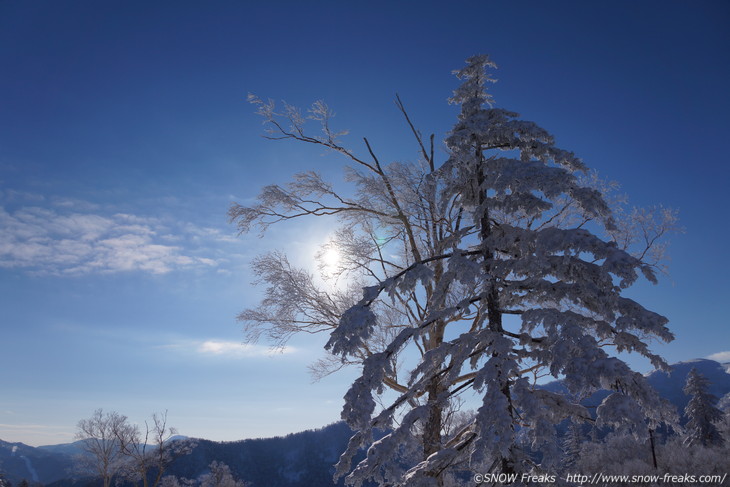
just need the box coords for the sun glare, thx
[321,245,341,274]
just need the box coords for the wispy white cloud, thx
[707,351,730,363]
[50,196,101,211]
[160,339,296,358]
[199,340,246,355]
[0,199,226,276]
[199,339,295,357]
[1,189,46,203]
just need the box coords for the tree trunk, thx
[649,429,658,470]
[424,379,444,454]
[423,320,446,486]
[477,151,516,477]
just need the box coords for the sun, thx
[320,244,341,275]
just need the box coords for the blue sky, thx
[1,1,729,446]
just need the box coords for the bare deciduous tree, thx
[76,410,194,487]
[75,409,128,487]
[115,411,195,487]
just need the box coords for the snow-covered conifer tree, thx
[683,368,724,447]
[231,55,678,487]
[561,420,584,469]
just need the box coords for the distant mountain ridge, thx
[2,359,729,486]
[164,422,354,487]
[643,358,730,411]
[0,439,74,485]
[36,440,86,457]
